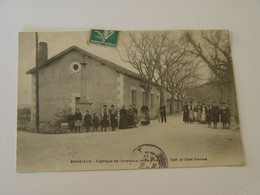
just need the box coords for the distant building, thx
[27,43,160,130]
[186,81,228,104]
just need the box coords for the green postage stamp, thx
[89,29,119,47]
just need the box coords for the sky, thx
[18,30,209,105]
[18,31,136,105]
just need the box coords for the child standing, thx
[140,110,146,126]
[84,110,92,133]
[109,105,118,131]
[92,113,99,132]
[100,105,109,132]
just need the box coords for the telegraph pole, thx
[35,32,40,133]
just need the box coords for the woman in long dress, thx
[140,110,146,126]
[141,105,150,125]
[127,105,135,128]
[201,103,206,124]
[132,104,138,127]
[196,102,202,123]
[183,102,189,123]
[119,105,128,129]
[188,102,194,123]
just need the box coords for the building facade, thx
[186,81,228,105]
[27,43,160,130]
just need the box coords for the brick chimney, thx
[38,42,48,66]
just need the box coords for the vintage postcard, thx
[17,30,244,172]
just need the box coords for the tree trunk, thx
[227,83,239,124]
[169,95,174,114]
[177,96,180,111]
[144,88,151,107]
[180,101,184,111]
[160,89,165,106]
[159,77,166,106]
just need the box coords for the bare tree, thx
[152,34,190,105]
[119,31,191,107]
[118,32,159,106]
[165,60,200,114]
[184,30,239,123]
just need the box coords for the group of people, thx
[183,101,231,129]
[69,104,151,133]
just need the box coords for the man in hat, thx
[160,103,167,123]
[74,108,82,133]
[109,104,118,131]
[219,103,230,129]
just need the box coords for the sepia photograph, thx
[17,30,244,172]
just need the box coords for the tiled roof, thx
[26,46,142,80]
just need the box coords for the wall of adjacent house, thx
[123,75,160,118]
[187,82,228,105]
[38,50,118,123]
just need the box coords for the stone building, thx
[186,81,228,105]
[27,43,161,130]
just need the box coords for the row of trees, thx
[118,32,199,114]
[184,30,238,123]
[118,30,238,123]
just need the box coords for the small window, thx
[157,94,160,108]
[73,64,79,71]
[75,97,80,103]
[75,97,80,109]
[131,90,137,105]
[70,61,81,73]
[151,94,154,108]
[142,92,145,106]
